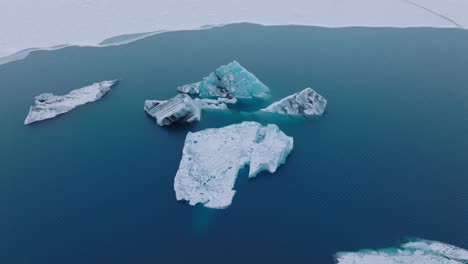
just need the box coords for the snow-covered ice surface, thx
[174,121,293,209]
[335,238,468,264]
[177,61,270,100]
[144,94,233,126]
[24,80,118,125]
[3,0,467,65]
[261,88,327,116]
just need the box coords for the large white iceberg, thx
[261,87,327,116]
[335,238,468,264]
[24,80,118,125]
[177,61,270,101]
[144,94,231,126]
[174,121,293,209]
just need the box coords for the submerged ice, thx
[174,121,293,209]
[144,94,231,126]
[261,87,327,116]
[335,238,468,264]
[177,61,270,100]
[24,80,118,125]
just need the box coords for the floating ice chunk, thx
[261,88,327,116]
[144,94,201,126]
[144,94,233,126]
[174,121,293,209]
[177,61,270,100]
[403,239,468,263]
[24,80,118,125]
[335,238,468,264]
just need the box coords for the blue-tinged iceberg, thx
[177,61,270,100]
[24,80,118,125]
[144,94,232,126]
[335,238,468,264]
[174,121,293,209]
[261,87,327,116]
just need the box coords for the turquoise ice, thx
[177,61,270,100]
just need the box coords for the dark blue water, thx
[1,23,467,263]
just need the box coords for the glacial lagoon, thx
[1,23,467,263]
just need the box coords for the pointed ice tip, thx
[24,106,36,125]
[24,118,32,125]
[107,79,120,87]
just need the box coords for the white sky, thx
[0,0,467,58]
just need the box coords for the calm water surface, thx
[1,24,467,263]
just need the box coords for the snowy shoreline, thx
[0,24,225,66]
[2,22,466,67]
[1,0,467,65]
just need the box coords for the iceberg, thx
[177,61,270,100]
[174,121,293,209]
[261,87,327,116]
[335,238,468,264]
[144,94,202,126]
[24,80,118,125]
[144,94,231,126]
